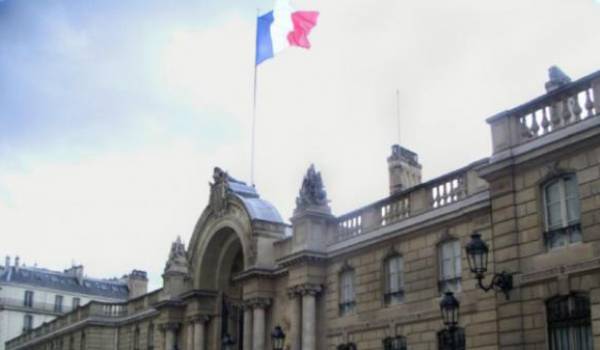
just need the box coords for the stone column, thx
[187,323,194,350]
[287,288,302,350]
[248,298,271,350]
[193,316,209,350]
[162,323,179,350]
[243,307,253,350]
[300,285,322,350]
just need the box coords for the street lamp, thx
[439,291,460,330]
[465,232,513,300]
[271,326,286,350]
[222,333,235,350]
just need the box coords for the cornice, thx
[277,250,328,268]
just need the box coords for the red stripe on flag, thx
[287,11,319,49]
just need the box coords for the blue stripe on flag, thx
[256,11,274,65]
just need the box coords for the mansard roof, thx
[0,266,129,300]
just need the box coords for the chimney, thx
[387,144,422,194]
[65,265,84,284]
[5,256,9,269]
[15,256,20,271]
[126,270,148,299]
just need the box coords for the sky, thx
[1,0,599,291]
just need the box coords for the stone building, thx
[6,67,600,350]
[0,258,147,350]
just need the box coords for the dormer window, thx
[543,174,581,249]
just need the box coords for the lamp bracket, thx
[476,271,513,300]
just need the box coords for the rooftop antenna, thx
[396,89,401,145]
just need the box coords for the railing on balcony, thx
[488,70,600,153]
[5,300,129,350]
[332,163,486,244]
[0,297,78,314]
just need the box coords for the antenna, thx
[396,89,401,145]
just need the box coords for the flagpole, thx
[251,9,259,187]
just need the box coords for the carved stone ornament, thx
[164,236,190,275]
[295,164,329,211]
[208,167,231,216]
[545,66,572,92]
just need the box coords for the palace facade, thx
[6,67,600,350]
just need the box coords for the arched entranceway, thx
[198,227,246,350]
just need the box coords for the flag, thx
[255,0,319,65]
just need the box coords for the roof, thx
[0,266,129,300]
[227,180,284,224]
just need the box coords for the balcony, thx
[487,70,600,155]
[332,160,489,244]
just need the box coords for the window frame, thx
[24,290,34,308]
[383,253,405,306]
[437,327,465,350]
[23,314,33,333]
[542,174,582,250]
[147,323,155,350]
[546,293,594,350]
[54,295,64,313]
[437,239,462,294]
[338,263,356,316]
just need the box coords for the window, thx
[72,298,80,310]
[69,336,74,350]
[24,290,34,308]
[23,314,33,333]
[80,332,86,350]
[543,175,582,249]
[339,267,356,316]
[384,255,405,305]
[147,324,154,350]
[54,295,64,313]
[438,240,461,293]
[133,327,140,350]
[547,293,593,350]
[383,336,407,350]
[437,328,465,350]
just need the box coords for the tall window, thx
[72,298,80,310]
[547,293,593,350]
[23,314,33,333]
[24,290,34,308]
[147,324,155,350]
[438,240,461,293]
[543,175,581,249]
[384,255,405,305]
[339,267,356,316]
[383,336,407,350]
[133,327,140,350]
[69,336,74,350]
[437,328,465,350]
[54,295,64,313]
[81,332,86,350]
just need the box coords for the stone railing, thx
[332,161,488,244]
[0,297,76,315]
[6,300,129,350]
[488,70,600,154]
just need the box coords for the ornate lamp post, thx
[439,291,460,350]
[271,326,286,350]
[465,232,513,299]
[222,333,235,350]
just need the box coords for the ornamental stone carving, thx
[208,167,231,216]
[295,164,330,213]
[164,236,189,276]
[243,297,272,309]
[545,66,572,92]
[288,283,323,297]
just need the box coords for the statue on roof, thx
[209,167,232,216]
[295,164,329,212]
[164,236,189,276]
[545,66,572,92]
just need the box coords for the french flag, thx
[255,0,319,65]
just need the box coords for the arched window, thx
[543,175,581,249]
[339,264,356,316]
[437,328,465,350]
[147,324,155,350]
[547,293,593,349]
[133,326,140,350]
[383,254,405,305]
[382,335,407,350]
[438,240,461,293]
